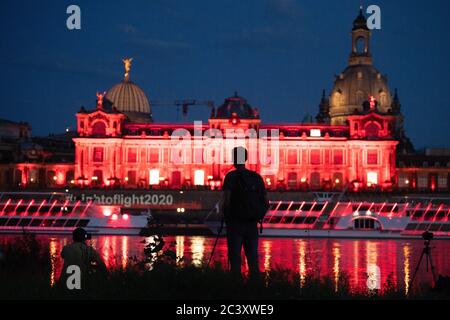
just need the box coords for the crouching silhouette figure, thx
[59,227,107,293]
[222,147,269,277]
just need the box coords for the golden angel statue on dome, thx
[123,57,133,81]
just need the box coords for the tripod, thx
[409,238,438,290]
[206,218,224,268]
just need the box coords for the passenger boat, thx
[0,192,150,235]
[205,199,450,239]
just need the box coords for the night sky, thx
[0,0,449,149]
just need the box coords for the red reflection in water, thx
[1,235,449,294]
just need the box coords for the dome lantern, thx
[349,7,373,66]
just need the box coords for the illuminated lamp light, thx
[405,179,410,185]
[53,176,57,181]
[300,177,307,183]
[180,191,184,194]
[231,114,239,125]
[70,180,75,184]
[124,176,129,182]
[103,208,112,217]
[56,172,65,184]
[207,175,213,180]
[92,176,98,181]
[111,213,118,220]
[335,179,340,184]
[366,210,372,216]
[194,170,205,186]
[149,169,160,185]
[30,178,34,182]
[367,172,378,185]
[159,177,165,181]
[353,211,360,217]
[310,129,321,137]
[65,189,69,193]
[122,214,129,220]
[177,208,181,213]
[181,208,185,213]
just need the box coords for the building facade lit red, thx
[72,91,398,191]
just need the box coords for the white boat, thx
[0,192,149,235]
[205,200,450,239]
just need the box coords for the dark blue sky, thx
[0,0,449,149]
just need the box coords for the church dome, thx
[216,93,257,119]
[106,81,151,113]
[105,58,152,122]
[329,64,392,123]
[328,9,392,125]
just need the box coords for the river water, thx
[2,235,449,294]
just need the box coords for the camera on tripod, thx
[422,231,434,242]
[409,230,438,292]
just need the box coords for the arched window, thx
[355,37,365,53]
[92,121,106,136]
[127,171,136,185]
[379,93,387,107]
[66,170,74,184]
[287,172,298,189]
[93,147,104,162]
[171,171,181,188]
[310,172,321,190]
[365,122,380,138]
[46,170,55,185]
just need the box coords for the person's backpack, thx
[232,170,269,222]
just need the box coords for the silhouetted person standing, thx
[222,147,269,276]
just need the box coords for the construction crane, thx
[150,99,215,121]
